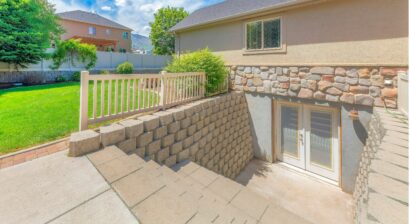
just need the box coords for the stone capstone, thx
[100,124,126,147]
[68,130,100,157]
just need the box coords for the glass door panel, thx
[305,107,339,182]
[310,111,332,169]
[281,106,299,158]
[277,103,304,169]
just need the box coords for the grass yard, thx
[0,82,157,155]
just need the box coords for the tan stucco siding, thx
[60,20,132,52]
[176,0,408,66]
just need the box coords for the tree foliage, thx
[0,0,63,68]
[165,48,227,95]
[149,6,188,55]
[51,39,97,70]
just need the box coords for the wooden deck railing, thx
[79,71,207,130]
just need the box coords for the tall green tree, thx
[149,6,188,55]
[0,0,63,69]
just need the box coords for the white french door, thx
[276,102,340,182]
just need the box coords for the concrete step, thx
[370,160,408,184]
[89,146,309,224]
[378,142,408,157]
[374,150,408,168]
[384,130,409,141]
[382,124,409,134]
[368,173,408,204]
[368,193,408,224]
[381,136,408,148]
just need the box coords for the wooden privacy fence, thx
[79,71,209,130]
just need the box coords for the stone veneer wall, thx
[69,91,254,179]
[229,66,406,108]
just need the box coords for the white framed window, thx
[105,29,111,35]
[122,32,129,40]
[246,17,281,50]
[88,26,96,35]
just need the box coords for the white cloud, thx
[49,0,220,36]
[101,6,112,11]
[114,0,209,36]
[50,0,88,13]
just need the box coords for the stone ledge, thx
[230,65,406,108]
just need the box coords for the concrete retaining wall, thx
[69,91,254,179]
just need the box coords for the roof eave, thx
[170,0,320,33]
[58,17,133,31]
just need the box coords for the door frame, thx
[273,100,341,183]
[275,101,305,169]
[303,104,340,182]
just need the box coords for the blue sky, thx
[50,0,223,36]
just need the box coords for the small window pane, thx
[122,32,128,40]
[246,21,262,49]
[263,19,281,48]
[88,26,96,35]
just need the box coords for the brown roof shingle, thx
[57,10,132,31]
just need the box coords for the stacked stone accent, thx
[69,91,254,179]
[229,66,405,108]
[353,108,408,224]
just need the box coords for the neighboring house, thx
[171,0,408,192]
[57,10,132,52]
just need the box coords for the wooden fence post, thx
[160,71,167,109]
[79,71,89,131]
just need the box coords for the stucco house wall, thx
[60,19,132,52]
[175,0,408,67]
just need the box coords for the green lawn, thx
[0,82,157,155]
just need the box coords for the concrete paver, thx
[207,176,243,201]
[49,190,138,224]
[189,167,219,186]
[132,186,197,224]
[236,159,353,224]
[368,173,408,203]
[230,188,269,220]
[368,193,408,224]
[260,202,312,224]
[87,146,126,166]
[0,151,111,224]
[96,154,145,183]
[370,159,408,183]
[112,168,165,207]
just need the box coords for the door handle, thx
[299,133,304,145]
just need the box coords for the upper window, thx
[88,26,96,35]
[122,32,129,40]
[246,18,281,50]
[105,29,111,35]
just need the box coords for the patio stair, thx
[355,108,408,224]
[87,145,311,224]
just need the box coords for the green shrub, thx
[71,71,80,82]
[100,70,110,75]
[165,48,227,94]
[116,62,134,74]
[55,75,66,82]
[51,39,97,70]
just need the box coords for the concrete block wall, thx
[69,91,254,179]
[353,109,408,223]
[352,109,384,222]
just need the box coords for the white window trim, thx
[244,16,284,54]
